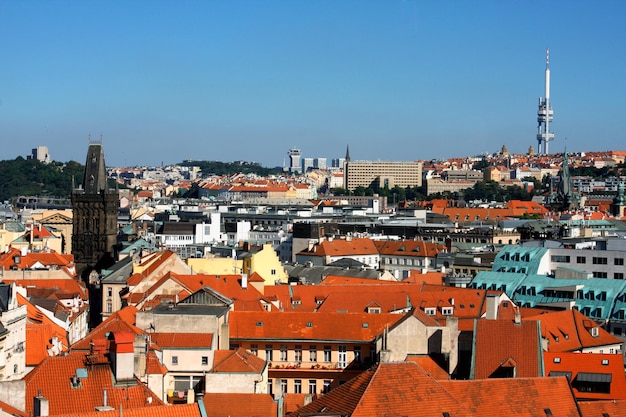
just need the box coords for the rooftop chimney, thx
[514,306,522,325]
[95,388,115,412]
[485,294,499,320]
[110,332,134,381]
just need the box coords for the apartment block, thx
[343,160,422,191]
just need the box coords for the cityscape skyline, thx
[1,1,625,168]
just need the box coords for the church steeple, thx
[345,145,350,162]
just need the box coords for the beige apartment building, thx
[343,160,422,191]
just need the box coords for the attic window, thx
[292,300,302,305]
[602,359,609,366]
[441,307,453,316]
[256,321,263,327]
[398,246,405,251]
[367,307,382,314]
[553,357,561,363]
[544,409,552,416]
[306,322,313,328]
[362,323,369,328]
[425,307,436,316]
[412,247,420,252]
[70,374,82,389]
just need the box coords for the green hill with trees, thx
[0,157,84,202]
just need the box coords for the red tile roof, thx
[578,400,626,417]
[298,237,379,257]
[126,250,178,287]
[18,293,68,366]
[296,362,580,417]
[150,333,213,349]
[211,347,266,373]
[405,354,450,380]
[7,278,88,300]
[294,362,467,416]
[71,306,143,351]
[24,353,164,415]
[201,394,277,417]
[145,350,168,375]
[229,311,403,342]
[441,376,580,416]
[0,247,74,272]
[52,403,201,417]
[472,319,542,379]
[374,240,447,258]
[524,309,622,352]
[544,352,626,400]
[264,282,489,319]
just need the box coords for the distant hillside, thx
[0,157,84,202]
[178,160,283,176]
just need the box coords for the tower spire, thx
[345,145,350,162]
[536,48,554,155]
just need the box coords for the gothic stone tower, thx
[71,141,119,280]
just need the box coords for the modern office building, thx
[343,160,423,191]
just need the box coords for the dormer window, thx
[441,307,453,316]
[425,307,436,316]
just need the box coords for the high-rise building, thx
[71,141,119,279]
[288,148,302,173]
[302,157,314,172]
[343,160,422,191]
[314,158,327,170]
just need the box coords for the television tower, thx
[536,48,554,154]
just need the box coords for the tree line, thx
[0,157,84,202]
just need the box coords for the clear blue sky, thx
[1,1,625,168]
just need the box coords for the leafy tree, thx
[473,158,490,171]
[329,188,349,196]
[0,157,85,202]
[353,186,367,196]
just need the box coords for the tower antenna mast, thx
[536,48,554,154]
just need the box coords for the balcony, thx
[268,358,372,372]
